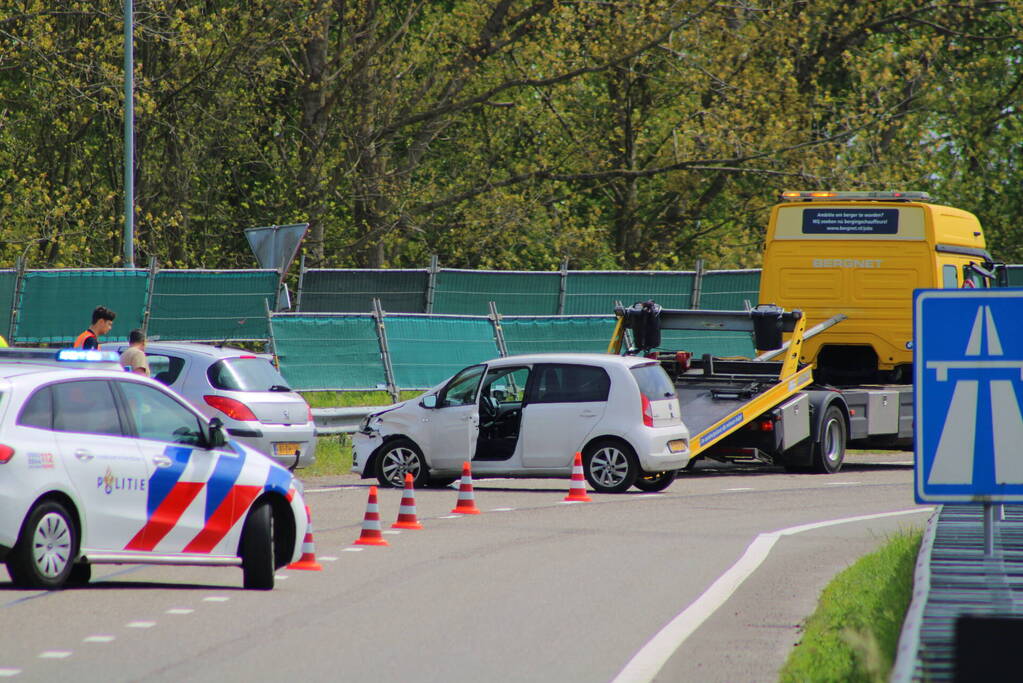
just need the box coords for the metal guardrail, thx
[311,406,389,435]
[893,504,1023,681]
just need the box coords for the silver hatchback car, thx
[114,342,316,470]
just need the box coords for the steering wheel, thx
[479,395,498,420]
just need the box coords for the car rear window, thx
[208,357,290,392]
[630,363,676,400]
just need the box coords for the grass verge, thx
[778,527,923,683]
[299,390,419,478]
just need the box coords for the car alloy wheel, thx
[584,440,639,493]
[376,438,428,488]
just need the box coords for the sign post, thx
[915,289,1023,557]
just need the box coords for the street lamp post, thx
[123,0,135,267]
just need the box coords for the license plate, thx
[668,439,688,453]
[274,442,300,456]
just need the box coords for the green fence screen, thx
[15,269,149,344]
[501,316,616,355]
[0,270,17,340]
[148,270,277,341]
[298,269,429,313]
[384,315,498,388]
[270,314,387,391]
[563,271,694,314]
[1008,265,1023,287]
[698,270,761,310]
[433,270,561,315]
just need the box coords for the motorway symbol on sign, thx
[915,289,1023,503]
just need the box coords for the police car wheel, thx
[633,469,678,492]
[7,501,77,589]
[241,500,275,590]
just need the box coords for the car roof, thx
[134,341,270,361]
[489,352,657,368]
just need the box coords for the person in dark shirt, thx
[73,306,116,350]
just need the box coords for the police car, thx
[0,349,308,590]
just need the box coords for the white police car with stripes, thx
[0,348,308,590]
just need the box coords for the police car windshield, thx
[207,357,290,392]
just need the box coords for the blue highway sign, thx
[915,289,1023,503]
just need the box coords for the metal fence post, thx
[488,301,508,357]
[425,254,439,313]
[690,259,705,309]
[7,257,25,343]
[264,298,281,370]
[295,254,307,312]
[141,256,158,336]
[372,298,400,403]
[557,258,569,315]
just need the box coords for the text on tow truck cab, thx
[760,190,1005,381]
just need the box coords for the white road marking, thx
[724,488,754,492]
[382,530,401,535]
[491,508,515,512]
[559,500,586,505]
[202,596,230,603]
[83,635,115,643]
[0,668,20,676]
[612,507,933,683]
[165,608,193,615]
[274,574,290,580]
[438,515,462,519]
[38,651,72,659]
[126,621,156,629]
[823,481,860,487]
[342,547,364,552]
[319,556,339,561]
[890,460,914,465]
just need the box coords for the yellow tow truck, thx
[609,190,1007,473]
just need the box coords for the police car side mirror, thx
[206,417,228,449]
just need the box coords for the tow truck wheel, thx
[813,406,847,474]
[7,501,77,589]
[241,500,275,590]
[376,438,429,488]
[633,469,678,492]
[583,439,639,493]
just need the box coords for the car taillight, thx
[0,444,13,464]
[204,395,258,421]
[306,406,314,423]
[641,394,654,427]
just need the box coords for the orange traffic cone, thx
[564,452,592,502]
[392,473,424,530]
[451,461,481,514]
[287,505,324,570]
[354,486,390,546]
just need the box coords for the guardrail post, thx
[557,258,569,315]
[691,258,704,309]
[372,298,400,403]
[425,254,439,313]
[488,301,508,357]
[7,256,25,343]
[141,256,158,336]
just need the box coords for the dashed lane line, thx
[83,635,115,643]
[37,652,71,659]
[165,608,193,615]
[126,621,156,629]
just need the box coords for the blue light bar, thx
[56,349,120,362]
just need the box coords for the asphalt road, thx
[0,453,926,682]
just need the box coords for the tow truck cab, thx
[758,191,1007,385]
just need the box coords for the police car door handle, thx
[74,449,94,461]
[579,410,598,418]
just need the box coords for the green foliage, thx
[1,1,1022,270]
[779,528,923,683]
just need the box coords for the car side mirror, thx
[420,395,437,409]
[207,417,228,449]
